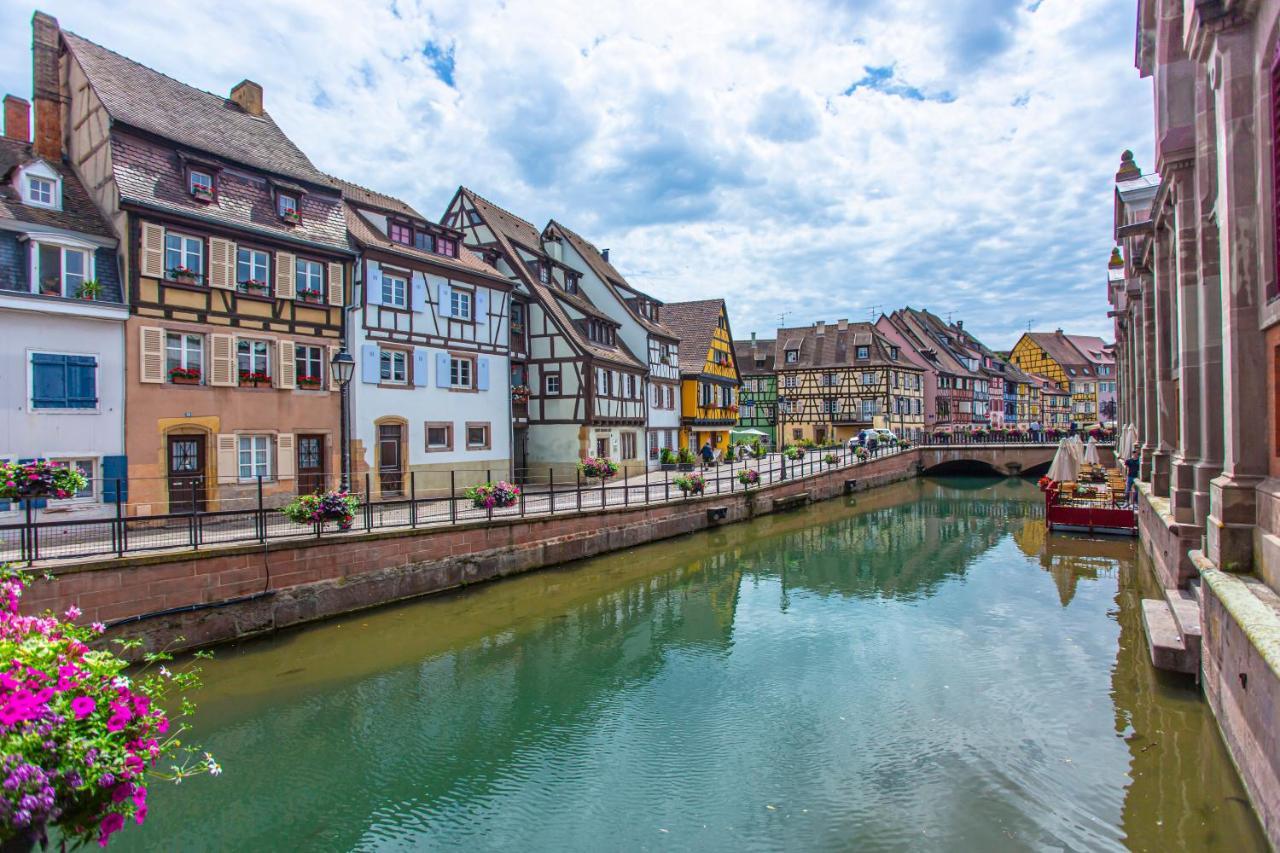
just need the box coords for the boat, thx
[1039,439,1136,536]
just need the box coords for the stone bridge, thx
[914,443,1115,477]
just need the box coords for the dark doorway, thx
[378,424,403,496]
[297,434,326,494]
[167,434,206,514]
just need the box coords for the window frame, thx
[449,287,474,321]
[31,241,93,298]
[295,344,325,388]
[236,338,272,383]
[237,434,273,482]
[380,270,409,309]
[424,421,454,452]
[388,221,413,246]
[379,347,410,386]
[465,421,491,450]
[450,354,475,390]
[165,332,205,384]
[164,231,205,283]
[295,257,325,303]
[544,372,561,396]
[235,245,271,288]
[28,350,99,412]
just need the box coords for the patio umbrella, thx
[1047,439,1082,483]
[731,428,769,437]
[1084,436,1101,465]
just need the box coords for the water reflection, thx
[112,477,1265,852]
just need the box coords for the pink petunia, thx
[71,695,96,719]
[98,812,124,847]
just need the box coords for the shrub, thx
[280,491,359,529]
[823,453,839,465]
[464,481,521,509]
[751,443,768,459]
[676,448,697,465]
[673,473,705,496]
[783,446,805,461]
[659,448,677,465]
[854,446,869,459]
[0,461,89,501]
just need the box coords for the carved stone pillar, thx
[1151,227,1178,496]
[1193,71,1224,531]
[1168,165,1202,524]
[1140,273,1158,481]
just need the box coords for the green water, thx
[115,477,1266,851]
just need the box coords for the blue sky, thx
[0,0,1153,349]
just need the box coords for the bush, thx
[464,481,521,509]
[0,461,89,501]
[676,448,697,465]
[280,491,359,529]
[673,473,705,496]
[659,448,676,465]
[783,446,805,461]
[578,457,620,480]
[854,446,869,459]
[751,442,767,459]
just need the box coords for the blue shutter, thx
[67,356,97,409]
[411,275,427,313]
[435,352,450,388]
[360,343,380,384]
[366,264,383,306]
[475,290,488,326]
[101,455,128,504]
[477,356,489,391]
[413,347,429,387]
[31,353,67,409]
[437,281,452,317]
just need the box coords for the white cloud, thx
[0,0,1152,348]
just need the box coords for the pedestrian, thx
[700,440,715,469]
[867,433,879,456]
[858,429,867,448]
[1124,448,1140,506]
[1030,420,1042,442]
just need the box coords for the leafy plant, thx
[0,461,88,501]
[854,446,869,459]
[676,448,697,465]
[823,453,839,465]
[464,481,521,509]
[673,473,705,496]
[168,366,200,383]
[659,448,677,465]
[578,457,619,480]
[280,491,359,529]
[737,469,759,487]
[751,442,767,459]
[783,446,805,461]
[75,280,103,301]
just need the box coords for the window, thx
[450,289,473,320]
[785,350,798,363]
[277,194,299,218]
[296,259,324,302]
[165,333,203,382]
[236,339,270,381]
[26,176,55,207]
[189,170,213,197]
[626,374,637,398]
[564,272,579,293]
[381,272,407,308]
[34,244,89,297]
[380,349,408,385]
[855,345,870,360]
[165,233,204,281]
[435,236,457,257]
[53,459,95,499]
[862,399,876,420]
[889,346,899,361]
[822,373,837,387]
[425,422,453,451]
[545,373,561,395]
[466,422,490,449]
[236,248,269,286]
[389,222,412,245]
[783,375,798,389]
[30,353,97,409]
[862,372,876,385]
[621,432,637,459]
[296,345,324,386]
[237,435,272,480]
[450,356,473,389]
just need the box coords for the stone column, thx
[1169,166,1203,524]
[1140,272,1158,481]
[1207,27,1267,571]
[1193,72,1224,531]
[1151,226,1177,496]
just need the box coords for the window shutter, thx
[209,333,235,386]
[436,352,450,388]
[367,264,383,306]
[413,347,429,387]
[101,455,128,504]
[361,343,380,384]
[216,434,238,484]
[411,274,427,312]
[140,222,164,278]
[278,341,296,389]
[477,356,490,391]
[327,261,344,306]
[475,290,488,326]
[209,238,234,289]
[31,353,66,407]
[437,281,452,315]
[328,345,339,391]
[275,251,295,300]
[67,355,97,408]
[139,326,165,383]
[276,433,295,480]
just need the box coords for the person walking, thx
[1124,448,1141,506]
[700,440,715,470]
[867,433,879,457]
[1030,420,1042,442]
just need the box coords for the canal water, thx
[114,477,1267,852]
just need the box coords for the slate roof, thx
[885,308,976,377]
[344,206,507,283]
[0,138,113,239]
[455,187,643,370]
[734,338,775,375]
[663,299,731,375]
[63,31,329,187]
[772,321,916,371]
[545,220,677,340]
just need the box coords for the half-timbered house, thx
[733,334,777,447]
[339,180,514,497]
[663,299,742,455]
[443,189,647,477]
[46,16,352,513]
[877,309,979,432]
[1010,330,1100,428]
[774,320,924,445]
[544,222,681,469]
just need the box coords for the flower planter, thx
[298,380,323,390]
[677,462,695,472]
[239,284,270,297]
[281,213,302,226]
[297,291,325,304]
[171,375,201,386]
[661,462,676,472]
[465,481,521,509]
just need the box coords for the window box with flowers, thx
[238,279,270,297]
[297,374,323,390]
[168,266,202,285]
[239,370,270,388]
[281,209,302,226]
[0,460,89,501]
[511,384,531,404]
[191,185,214,204]
[297,288,325,305]
[169,366,201,386]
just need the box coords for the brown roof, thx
[544,220,677,340]
[344,206,508,283]
[0,138,113,238]
[63,31,330,187]
[734,338,775,375]
[1065,334,1113,365]
[662,299,732,375]
[332,177,426,221]
[1024,331,1090,369]
[461,188,543,251]
[773,321,917,371]
[885,308,975,377]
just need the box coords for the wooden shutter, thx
[138,326,165,383]
[436,352,450,388]
[367,264,383,306]
[413,347,429,387]
[477,356,489,390]
[209,333,235,386]
[361,343,380,384]
[327,262,344,307]
[278,341,296,389]
[276,433,295,480]
[475,290,488,327]
[275,251,295,300]
[328,345,339,391]
[209,238,234,289]
[140,222,164,278]
[216,434,238,484]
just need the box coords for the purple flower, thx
[71,696,96,720]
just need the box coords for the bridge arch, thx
[915,445,1061,478]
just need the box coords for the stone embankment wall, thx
[23,451,920,654]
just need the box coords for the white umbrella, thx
[1084,436,1101,465]
[1118,424,1138,459]
[1047,439,1082,483]
[731,428,769,437]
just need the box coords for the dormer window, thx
[188,170,214,202]
[19,163,61,210]
[277,193,300,224]
[889,346,899,361]
[436,236,457,258]
[785,349,798,364]
[564,271,579,294]
[389,222,412,245]
[539,263,550,284]
[31,240,94,298]
[855,345,870,360]
[28,176,55,206]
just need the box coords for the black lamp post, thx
[330,346,356,490]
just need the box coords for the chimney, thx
[601,248,610,263]
[956,320,963,330]
[3,96,30,142]
[230,80,264,117]
[836,318,848,332]
[31,12,62,160]
[815,320,825,337]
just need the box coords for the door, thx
[167,435,206,514]
[297,434,326,495]
[378,424,403,496]
[513,427,528,484]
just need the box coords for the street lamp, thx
[330,346,356,490]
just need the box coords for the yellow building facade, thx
[664,300,741,455]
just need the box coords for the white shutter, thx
[216,434,238,484]
[140,223,164,278]
[275,251,295,300]
[328,345,340,391]
[139,326,164,383]
[278,341,296,389]
[367,264,383,306]
[327,261,344,307]
[276,434,295,480]
[209,238,235,289]
[209,334,235,386]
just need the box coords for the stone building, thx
[1108,2,1280,846]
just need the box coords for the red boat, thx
[1040,475,1136,537]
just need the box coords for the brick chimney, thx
[815,320,825,337]
[32,12,62,161]
[3,96,30,142]
[230,80,264,117]
[836,318,848,332]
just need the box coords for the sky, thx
[0,0,1154,350]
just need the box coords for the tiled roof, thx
[888,308,976,377]
[734,338,775,375]
[344,206,507,282]
[663,299,729,374]
[545,220,677,340]
[461,188,543,251]
[772,321,915,371]
[1065,334,1113,365]
[332,177,426,221]
[0,138,113,239]
[1024,331,1090,368]
[63,31,330,187]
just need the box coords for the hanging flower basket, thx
[0,460,88,501]
[737,468,760,488]
[464,481,521,510]
[578,457,619,480]
[823,453,839,466]
[511,384,531,404]
[854,446,869,460]
[280,491,359,530]
[783,446,805,461]
[673,473,705,496]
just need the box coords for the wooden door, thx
[167,435,206,514]
[513,427,528,484]
[297,434,326,495]
[378,424,403,496]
